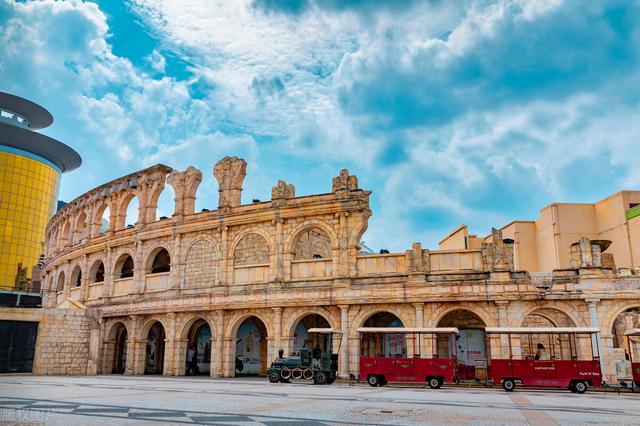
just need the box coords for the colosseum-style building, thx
[23,156,640,382]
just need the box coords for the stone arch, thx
[231,315,269,376]
[286,310,336,355]
[351,305,413,331]
[113,252,135,279]
[70,265,82,288]
[155,184,175,221]
[435,307,489,379]
[359,310,407,359]
[290,226,334,260]
[89,259,105,283]
[104,320,129,374]
[286,220,338,254]
[145,246,171,273]
[74,211,88,244]
[141,320,166,375]
[61,220,71,247]
[610,305,640,351]
[348,216,369,247]
[428,304,497,328]
[179,315,214,376]
[93,202,110,237]
[519,305,578,328]
[602,301,640,337]
[233,232,270,266]
[284,308,338,338]
[183,238,218,288]
[509,301,589,327]
[520,307,577,361]
[55,270,65,292]
[226,311,274,339]
[117,191,140,230]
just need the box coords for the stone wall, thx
[234,233,269,265]
[0,307,99,376]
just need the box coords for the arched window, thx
[293,228,332,260]
[75,212,87,244]
[149,248,171,273]
[96,204,110,236]
[71,266,82,287]
[55,271,65,292]
[90,260,105,283]
[115,254,134,279]
[234,233,269,266]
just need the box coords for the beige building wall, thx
[451,190,640,272]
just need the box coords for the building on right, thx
[440,190,640,273]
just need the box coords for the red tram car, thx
[358,327,459,389]
[486,327,603,393]
[625,329,640,389]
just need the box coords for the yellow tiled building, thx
[0,93,80,290]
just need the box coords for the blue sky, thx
[2,0,639,251]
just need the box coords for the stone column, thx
[164,313,176,375]
[270,307,282,363]
[81,254,90,301]
[495,301,512,358]
[171,233,181,289]
[134,241,144,294]
[339,305,349,378]
[337,213,349,278]
[413,303,425,357]
[103,247,113,300]
[273,219,284,282]
[586,299,606,378]
[220,227,229,288]
[213,310,224,378]
[126,315,140,375]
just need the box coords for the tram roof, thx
[356,327,459,334]
[485,327,600,334]
[307,328,343,334]
[624,328,640,336]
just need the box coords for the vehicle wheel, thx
[292,368,303,380]
[502,379,516,392]
[281,367,291,380]
[428,377,442,389]
[327,372,336,384]
[367,375,379,387]
[574,381,587,394]
[303,368,314,381]
[268,371,281,383]
[568,382,577,393]
[314,371,327,385]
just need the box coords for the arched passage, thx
[145,322,166,375]
[291,314,331,354]
[360,312,406,358]
[612,306,640,380]
[185,319,212,376]
[521,308,575,360]
[105,322,128,374]
[235,316,268,376]
[437,309,486,379]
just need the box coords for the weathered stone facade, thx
[9,157,638,383]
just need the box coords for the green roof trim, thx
[627,204,640,220]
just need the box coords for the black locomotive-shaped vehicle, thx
[267,328,342,385]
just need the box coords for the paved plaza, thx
[0,376,638,425]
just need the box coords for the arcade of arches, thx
[23,157,640,382]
